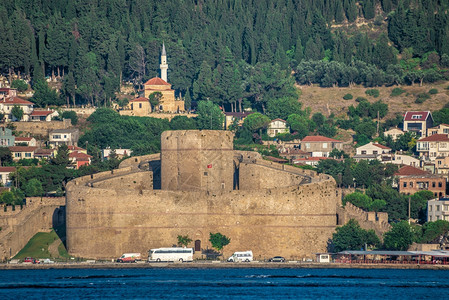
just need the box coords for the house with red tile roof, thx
[8,146,38,161]
[416,134,449,161]
[0,166,16,186]
[267,119,289,137]
[69,151,92,169]
[394,165,445,197]
[0,96,34,121]
[353,142,392,162]
[299,135,343,157]
[30,109,58,121]
[14,137,37,147]
[403,111,433,137]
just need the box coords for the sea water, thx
[0,267,448,299]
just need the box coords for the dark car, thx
[268,256,286,262]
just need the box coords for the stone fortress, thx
[66,130,339,260]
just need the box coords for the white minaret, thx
[160,42,168,82]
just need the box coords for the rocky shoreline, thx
[2,261,449,270]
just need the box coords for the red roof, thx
[69,151,92,161]
[8,146,37,152]
[0,166,16,173]
[404,111,431,122]
[30,110,53,116]
[1,97,33,105]
[144,77,170,86]
[35,148,54,155]
[302,135,342,142]
[372,143,391,150]
[15,137,33,141]
[68,146,85,151]
[395,165,430,176]
[418,134,449,142]
[129,97,149,102]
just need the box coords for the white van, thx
[227,251,253,262]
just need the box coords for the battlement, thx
[340,202,391,237]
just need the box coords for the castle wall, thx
[161,130,234,191]
[0,197,65,261]
[66,167,337,260]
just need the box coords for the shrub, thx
[343,93,353,100]
[390,87,406,97]
[415,93,431,104]
[365,89,380,98]
[429,88,438,95]
[355,97,367,103]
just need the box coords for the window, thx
[437,205,440,211]
[15,153,21,158]
[25,153,31,158]
[410,182,413,187]
[305,143,310,149]
[403,182,407,187]
[439,182,443,188]
[433,182,436,188]
[53,135,61,139]
[373,151,378,155]
[139,103,142,108]
[361,150,367,155]
[444,129,449,134]
[412,115,422,119]
[322,143,327,149]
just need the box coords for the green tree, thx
[419,220,449,243]
[170,116,197,130]
[177,235,192,247]
[11,105,24,121]
[61,111,78,125]
[209,232,231,252]
[11,79,28,92]
[149,92,162,110]
[266,97,303,120]
[196,100,225,130]
[331,219,380,252]
[0,147,13,165]
[383,221,414,251]
[23,178,43,197]
[51,144,71,167]
[242,112,270,134]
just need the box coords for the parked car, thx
[23,257,40,264]
[268,256,286,262]
[40,258,55,264]
[227,251,253,262]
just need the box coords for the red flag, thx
[207,164,212,168]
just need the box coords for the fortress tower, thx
[160,42,168,82]
[161,130,234,191]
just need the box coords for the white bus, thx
[148,247,194,263]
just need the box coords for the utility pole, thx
[408,196,411,224]
[377,110,380,136]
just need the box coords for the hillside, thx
[298,81,449,119]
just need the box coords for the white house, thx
[353,142,391,162]
[267,119,289,137]
[14,137,37,147]
[0,166,15,186]
[384,128,404,141]
[30,110,59,122]
[428,198,449,222]
[49,129,80,148]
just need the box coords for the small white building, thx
[353,142,391,162]
[384,128,404,141]
[101,148,133,160]
[14,137,37,147]
[428,198,449,222]
[0,166,15,186]
[267,119,289,137]
[30,110,58,122]
[49,129,79,148]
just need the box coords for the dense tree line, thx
[0,0,448,111]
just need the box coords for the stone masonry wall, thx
[0,197,65,261]
[13,119,71,137]
[66,157,338,260]
[161,130,234,191]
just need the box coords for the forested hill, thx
[0,0,448,112]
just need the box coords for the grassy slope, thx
[13,225,69,260]
[297,81,449,119]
